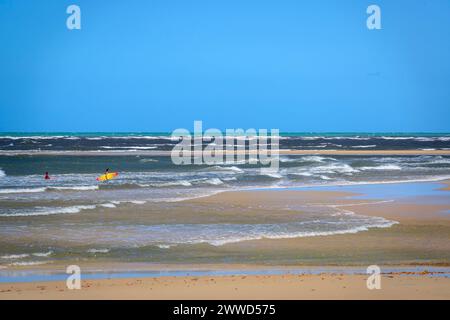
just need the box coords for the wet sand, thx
[440,180,450,191]
[185,187,450,266]
[1,181,449,299]
[2,188,449,267]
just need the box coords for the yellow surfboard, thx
[96,172,118,181]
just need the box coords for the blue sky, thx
[0,0,449,132]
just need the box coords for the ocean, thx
[0,133,450,266]
[1,132,450,152]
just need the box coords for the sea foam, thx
[0,187,47,194]
[359,164,402,171]
[4,205,97,217]
[87,248,110,253]
[0,185,98,194]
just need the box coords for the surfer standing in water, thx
[96,168,118,181]
[44,172,50,180]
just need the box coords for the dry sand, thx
[1,273,449,300]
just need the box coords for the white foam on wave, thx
[203,178,224,185]
[0,135,73,140]
[414,137,450,142]
[86,135,178,141]
[0,185,98,194]
[1,251,53,259]
[378,136,450,142]
[1,254,29,259]
[0,187,47,194]
[300,156,336,163]
[139,158,159,163]
[210,166,244,173]
[293,136,372,141]
[49,186,99,191]
[279,157,296,163]
[261,172,283,179]
[89,211,397,247]
[100,146,158,150]
[32,251,53,257]
[222,176,237,181]
[130,200,147,204]
[155,189,226,203]
[109,200,147,205]
[429,158,450,164]
[100,203,117,208]
[84,137,103,140]
[359,164,402,171]
[4,205,97,217]
[310,163,360,175]
[87,248,110,253]
[0,169,5,178]
[324,136,371,141]
[351,145,377,148]
[279,155,330,163]
[9,261,50,266]
[290,172,313,177]
[206,221,398,246]
[304,145,327,148]
[380,136,415,140]
[141,180,193,187]
[194,159,250,166]
[156,244,172,249]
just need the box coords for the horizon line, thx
[1,131,450,135]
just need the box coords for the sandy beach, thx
[1,273,449,300]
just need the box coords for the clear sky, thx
[0,0,449,132]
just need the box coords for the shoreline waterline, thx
[1,264,449,283]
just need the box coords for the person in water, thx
[44,172,50,180]
[104,168,110,180]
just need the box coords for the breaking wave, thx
[0,185,98,194]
